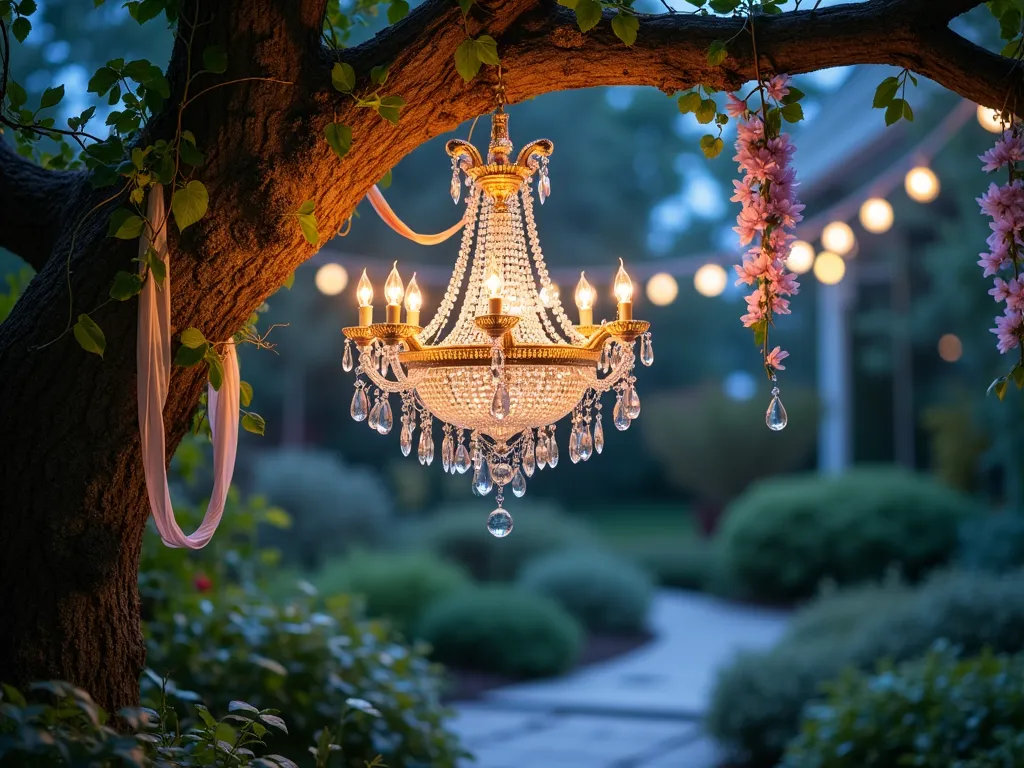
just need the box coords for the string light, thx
[694,263,727,297]
[786,241,815,274]
[814,251,846,285]
[645,272,679,306]
[859,198,894,234]
[315,263,349,296]
[977,105,1006,134]
[938,333,963,362]
[821,221,856,256]
[905,166,940,203]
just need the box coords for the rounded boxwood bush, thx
[518,550,653,634]
[716,467,975,603]
[957,512,1024,574]
[418,587,583,678]
[782,645,1024,768]
[635,538,721,592]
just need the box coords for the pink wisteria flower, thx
[725,93,748,119]
[766,346,789,371]
[764,75,791,102]
[980,135,1024,173]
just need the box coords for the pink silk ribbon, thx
[137,183,239,549]
[365,185,465,245]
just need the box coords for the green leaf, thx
[989,377,1009,401]
[901,99,914,121]
[677,92,700,114]
[707,39,727,66]
[202,45,228,74]
[611,12,639,46]
[457,0,474,14]
[297,199,315,215]
[196,705,218,730]
[73,314,106,358]
[325,122,352,159]
[131,0,163,23]
[11,15,30,42]
[370,64,390,85]
[1014,365,1024,389]
[242,412,266,436]
[109,270,143,300]
[174,341,208,367]
[6,80,27,109]
[378,94,405,125]
[695,99,717,124]
[474,34,500,65]
[782,86,805,104]
[378,168,393,189]
[708,0,741,12]
[454,39,481,82]
[557,0,578,7]
[387,0,408,23]
[574,0,602,32]
[87,66,120,96]
[40,84,64,109]
[700,134,724,159]
[178,139,204,167]
[297,213,319,245]
[884,98,904,126]
[171,180,209,232]
[180,327,208,349]
[872,76,900,108]
[239,380,254,407]
[781,101,804,123]
[205,349,224,390]
[283,271,295,290]
[331,61,356,93]
[18,0,37,14]
[145,246,166,286]
[108,208,145,239]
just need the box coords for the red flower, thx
[194,574,212,593]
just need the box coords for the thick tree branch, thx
[0,141,83,271]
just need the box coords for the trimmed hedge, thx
[957,512,1024,574]
[716,467,975,603]
[636,538,720,592]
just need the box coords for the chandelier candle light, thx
[341,109,652,537]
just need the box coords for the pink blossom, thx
[766,346,789,371]
[979,251,1010,278]
[726,93,747,118]
[980,135,1024,173]
[992,308,1023,354]
[765,75,791,102]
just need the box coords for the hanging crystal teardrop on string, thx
[641,333,654,367]
[450,157,461,204]
[580,423,593,461]
[380,352,389,377]
[536,434,549,470]
[613,394,630,431]
[599,345,608,373]
[442,434,453,473]
[538,157,551,204]
[490,380,511,421]
[400,424,413,457]
[766,385,788,431]
[368,397,381,431]
[487,501,513,538]
[377,398,393,435]
[548,428,559,468]
[342,341,354,372]
[523,435,536,477]
[455,443,471,474]
[594,414,604,454]
[626,385,641,419]
[473,460,493,496]
[350,387,369,422]
[569,426,581,464]
[511,467,526,498]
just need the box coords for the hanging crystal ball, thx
[486,508,514,538]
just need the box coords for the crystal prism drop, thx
[766,388,788,432]
[548,436,559,468]
[536,436,549,470]
[569,428,581,464]
[594,416,604,454]
[523,439,536,477]
[626,386,641,419]
[380,353,389,377]
[490,462,514,487]
[418,430,431,464]
[455,443,471,474]
[487,508,513,538]
[450,168,461,205]
[377,399,393,435]
[599,345,608,372]
[613,396,631,431]
[512,468,526,498]
[641,336,654,367]
[400,426,413,456]
[580,425,593,461]
[342,343,354,372]
[368,399,381,431]
[490,381,511,421]
[442,436,453,473]
[350,388,369,422]
[473,461,493,496]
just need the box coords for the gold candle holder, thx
[386,304,401,324]
[578,307,593,326]
[406,309,420,326]
[358,305,373,327]
[488,296,504,315]
[617,301,633,321]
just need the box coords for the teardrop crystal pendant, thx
[613,395,631,431]
[580,424,593,461]
[418,430,432,464]
[766,386,788,431]
[536,436,549,470]
[350,387,369,422]
[490,380,511,421]
[473,461,493,496]
[450,160,461,205]
[400,425,413,457]
[342,342,354,372]
[454,443,471,474]
[368,398,381,431]
[442,434,453,473]
[487,507,513,538]
[377,398,393,435]
[380,352,389,377]
[641,334,654,367]
[594,414,605,454]
[511,468,526,498]
[523,438,536,477]
[538,158,551,204]
[548,434,559,468]
[626,386,641,419]
[569,427,582,464]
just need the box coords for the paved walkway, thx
[449,590,789,768]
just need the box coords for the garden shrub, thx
[636,538,720,592]
[957,511,1024,574]
[308,550,472,635]
[518,550,653,634]
[716,467,975,603]
[781,644,1024,768]
[706,569,1024,768]
[253,448,393,570]
[418,587,583,678]
[417,501,596,581]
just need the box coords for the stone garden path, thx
[449,591,789,768]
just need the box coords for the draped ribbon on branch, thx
[365,185,465,245]
[138,183,240,549]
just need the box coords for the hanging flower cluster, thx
[978,130,1024,392]
[729,75,805,380]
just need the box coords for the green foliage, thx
[636,537,720,592]
[518,550,653,634]
[782,645,1024,768]
[171,180,209,232]
[611,12,638,46]
[716,467,975,603]
[0,267,33,323]
[253,448,393,570]
[418,587,583,678]
[309,551,472,635]
[958,513,1024,574]
[73,313,106,358]
[454,35,499,82]
[416,501,596,581]
[872,69,917,126]
[325,122,353,160]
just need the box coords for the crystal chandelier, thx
[342,109,652,537]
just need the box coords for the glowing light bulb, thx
[785,241,815,274]
[977,104,1006,134]
[694,263,727,298]
[384,261,404,306]
[315,263,348,296]
[404,273,422,312]
[575,272,594,311]
[645,273,678,307]
[485,268,504,299]
[357,268,373,308]
[613,259,634,304]
[859,198,894,234]
[821,221,856,256]
[813,251,846,285]
[905,166,939,203]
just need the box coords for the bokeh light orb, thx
[821,221,856,256]
[813,251,846,285]
[977,105,1006,134]
[693,264,727,298]
[859,197,894,234]
[315,263,349,295]
[785,240,815,274]
[539,282,560,308]
[938,334,963,362]
[905,166,940,203]
[646,272,679,306]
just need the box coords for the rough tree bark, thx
[0,0,1011,713]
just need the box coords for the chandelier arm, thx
[446,139,484,169]
[593,347,636,393]
[358,348,421,394]
[515,139,553,169]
